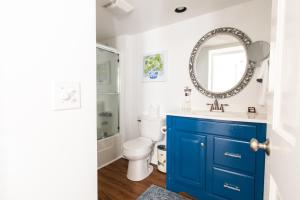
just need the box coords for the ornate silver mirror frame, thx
[189,27,255,99]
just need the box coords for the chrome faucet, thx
[206,99,229,112]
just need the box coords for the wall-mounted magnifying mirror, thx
[189,27,255,99]
[247,41,270,64]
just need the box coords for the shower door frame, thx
[96,43,122,169]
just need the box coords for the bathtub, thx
[97,133,123,169]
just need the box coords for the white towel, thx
[257,59,269,106]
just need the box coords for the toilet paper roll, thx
[161,126,166,135]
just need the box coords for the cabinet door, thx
[173,131,206,190]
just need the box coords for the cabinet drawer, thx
[214,137,255,173]
[213,168,254,200]
[174,117,257,140]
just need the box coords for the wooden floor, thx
[98,158,166,200]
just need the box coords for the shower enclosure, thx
[97,44,122,168]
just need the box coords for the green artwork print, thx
[143,53,166,81]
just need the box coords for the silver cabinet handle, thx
[224,152,242,159]
[250,138,270,156]
[200,142,205,148]
[224,183,241,192]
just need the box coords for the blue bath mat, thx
[137,185,186,200]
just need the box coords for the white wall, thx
[103,0,272,145]
[0,0,97,200]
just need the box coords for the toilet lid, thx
[123,137,153,150]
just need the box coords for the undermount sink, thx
[167,110,267,123]
[192,110,226,116]
[191,110,243,118]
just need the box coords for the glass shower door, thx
[96,48,119,140]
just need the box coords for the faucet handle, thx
[220,104,229,112]
[206,103,214,112]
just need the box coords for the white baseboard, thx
[97,155,123,170]
[97,155,159,171]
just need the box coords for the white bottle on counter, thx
[182,86,191,112]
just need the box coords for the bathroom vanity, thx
[166,112,267,200]
[166,27,270,200]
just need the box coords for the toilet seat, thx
[123,137,153,155]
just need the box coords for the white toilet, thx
[123,114,163,181]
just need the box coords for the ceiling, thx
[96,0,253,41]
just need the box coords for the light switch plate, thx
[52,82,81,110]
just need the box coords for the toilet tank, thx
[140,115,164,142]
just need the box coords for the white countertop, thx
[167,110,267,124]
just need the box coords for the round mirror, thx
[189,27,255,99]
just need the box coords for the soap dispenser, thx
[182,86,192,112]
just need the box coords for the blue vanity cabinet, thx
[166,115,267,200]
